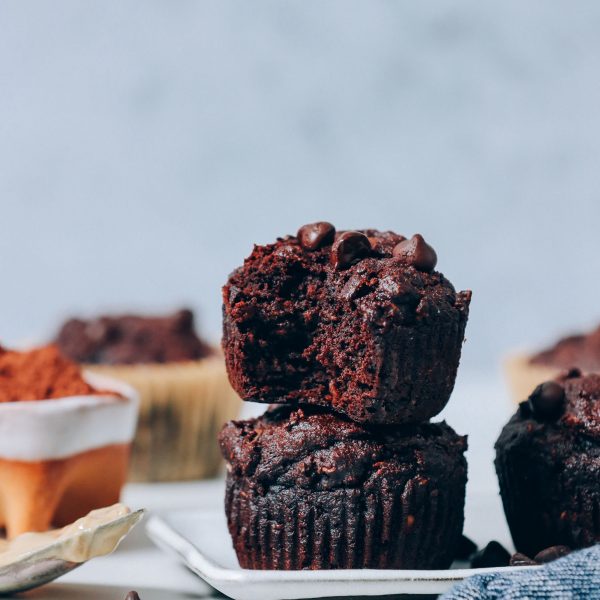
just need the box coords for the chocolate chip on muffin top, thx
[496,370,600,554]
[518,369,600,440]
[222,224,471,423]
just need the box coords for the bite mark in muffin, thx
[222,225,471,424]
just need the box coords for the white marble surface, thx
[1,1,600,377]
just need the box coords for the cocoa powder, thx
[0,345,99,402]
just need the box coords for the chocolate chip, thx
[471,541,511,568]
[297,222,336,251]
[330,231,371,270]
[509,552,537,566]
[563,368,582,380]
[125,592,141,600]
[518,400,532,418]
[534,545,571,563]
[528,381,565,420]
[455,535,478,561]
[392,234,437,272]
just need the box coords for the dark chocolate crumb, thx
[527,381,565,421]
[471,541,511,568]
[392,234,437,272]
[455,534,478,560]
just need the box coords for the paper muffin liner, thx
[496,440,600,556]
[504,354,561,405]
[375,316,469,423]
[224,472,466,570]
[87,357,241,482]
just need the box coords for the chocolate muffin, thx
[505,323,600,405]
[495,370,600,556]
[56,309,241,482]
[530,325,600,372]
[222,223,471,424]
[219,405,468,570]
[56,309,212,364]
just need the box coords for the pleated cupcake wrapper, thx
[378,316,468,422]
[225,473,466,570]
[87,358,241,482]
[496,450,600,555]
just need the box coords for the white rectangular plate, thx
[146,509,532,599]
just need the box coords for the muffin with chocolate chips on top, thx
[222,223,471,424]
[495,369,600,556]
[220,405,468,570]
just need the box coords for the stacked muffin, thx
[219,223,472,570]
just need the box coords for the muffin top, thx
[224,223,471,333]
[500,370,600,445]
[0,345,101,402]
[530,325,600,372]
[219,405,467,491]
[55,309,212,365]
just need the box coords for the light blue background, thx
[1,1,599,376]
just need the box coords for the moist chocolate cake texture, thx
[220,223,470,571]
[222,224,471,424]
[495,369,600,556]
[56,309,212,365]
[220,405,467,570]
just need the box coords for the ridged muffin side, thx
[220,405,467,570]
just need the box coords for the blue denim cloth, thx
[442,545,600,599]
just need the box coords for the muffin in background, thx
[505,324,600,404]
[495,370,600,556]
[0,345,137,538]
[56,309,241,482]
[220,405,468,570]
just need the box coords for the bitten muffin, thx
[505,324,600,404]
[0,345,137,538]
[495,369,600,556]
[222,223,471,424]
[56,309,241,482]
[219,405,468,570]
